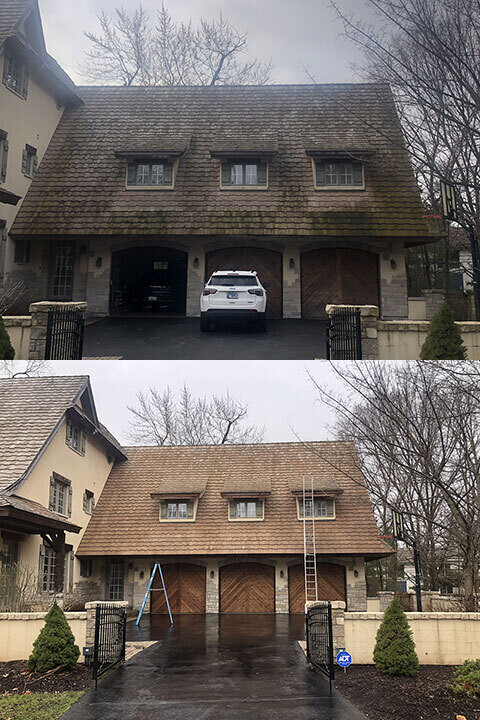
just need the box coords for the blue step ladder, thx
[136,562,173,626]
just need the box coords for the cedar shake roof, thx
[12,84,434,242]
[151,477,207,498]
[77,442,391,558]
[221,475,272,496]
[288,475,343,495]
[0,0,32,48]
[0,375,125,493]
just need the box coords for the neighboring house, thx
[6,82,437,319]
[0,376,126,604]
[77,442,391,614]
[0,0,80,286]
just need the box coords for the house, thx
[0,375,126,605]
[76,442,391,614]
[6,80,437,320]
[0,0,80,287]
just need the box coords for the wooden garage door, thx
[206,247,282,318]
[288,563,346,614]
[151,563,206,614]
[220,563,275,613]
[301,248,379,318]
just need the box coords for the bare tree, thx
[128,384,264,446]
[308,361,480,610]
[0,280,25,316]
[0,360,51,378]
[83,3,273,86]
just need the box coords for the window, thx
[52,240,74,299]
[0,223,6,280]
[109,559,124,600]
[41,545,56,592]
[229,499,264,520]
[64,549,74,593]
[221,159,268,188]
[126,161,173,187]
[160,499,196,521]
[14,238,31,264]
[297,497,335,519]
[0,130,8,183]
[208,275,259,287]
[2,53,29,98]
[66,418,86,455]
[80,558,93,578]
[21,144,37,178]
[315,160,364,189]
[83,490,95,514]
[49,473,72,517]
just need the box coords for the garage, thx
[301,248,380,318]
[220,562,275,613]
[206,247,282,318]
[151,563,206,614]
[110,247,188,315]
[288,563,346,613]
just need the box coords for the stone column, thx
[306,600,346,654]
[85,600,129,647]
[205,561,219,613]
[186,245,205,317]
[378,591,395,611]
[282,247,301,318]
[346,559,367,611]
[325,304,380,360]
[422,289,445,320]
[275,561,289,613]
[379,241,408,320]
[28,301,87,360]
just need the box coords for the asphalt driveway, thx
[83,317,326,359]
[61,614,365,720]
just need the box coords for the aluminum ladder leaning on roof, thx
[303,472,318,606]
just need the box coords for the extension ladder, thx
[303,472,318,605]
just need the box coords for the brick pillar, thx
[28,301,87,359]
[325,304,380,359]
[275,561,289,613]
[85,600,129,647]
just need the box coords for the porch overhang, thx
[0,495,81,535]
[0,188,21,206]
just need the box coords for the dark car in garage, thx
[130,270,175,311]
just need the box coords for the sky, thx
[9,360,347,445]
[38,0,379,85]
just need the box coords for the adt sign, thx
[336,650,352,668]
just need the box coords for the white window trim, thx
[228,499,265,521]
[159,498,198,522]
[296,497,336,521]
[125,158,177,191]
[219,160,269,191]
[312,158,365,191]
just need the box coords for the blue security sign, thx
[336,650,352,667]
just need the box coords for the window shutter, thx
[187,501,194,519]
[32,154,38,176]
[221,162,231,185]
[326,499,334,516]
[229,501,236,519]
[38,545,45,590]
[21,149,28,175]
[21,66,29,98]
[257,162,267,185]
[127,163,137,185]
[160,502,167,519]
[1,138,8,182]
[91,496,95,513]
[352,162,363,185]
[82,491,87,512]
[49,476,55,511]
[67,485,72,517]
[256,500,263,518]
[81,430,86,455]
[316,161,325,186]
[163,162,173,185]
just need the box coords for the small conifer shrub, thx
[450,659,480,696]
[373,598,419,676]
[420,301,467,360]
[28,602,80,672]
[0,316,14,360]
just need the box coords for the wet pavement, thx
[61,614,366,720]
[83,317,326,360]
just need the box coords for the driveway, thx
[83,318,326,360]
[61,614,365,720]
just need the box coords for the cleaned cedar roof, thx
[77,441,391,558]
[0,493,81,531]
[12,83,432,241]
[288,475,343,495]
[0,0,32,48]
[221,475,272,496]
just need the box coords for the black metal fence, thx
[93,604,126,688]
[45,307,84,360]
[306,602,335,693]
[326,307,362,360]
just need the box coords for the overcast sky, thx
[38,0,379,85]
[13,360,348,445]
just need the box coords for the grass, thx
[0,691,84,720]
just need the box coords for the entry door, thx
[288,563,346,613]
[220,563,275,613]
[151,563,206,614]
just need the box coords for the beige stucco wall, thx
[378,321,480,360]
[12,404,114,590]
[2,315,31,358]
[0,612,86,661]
[345,612,480,665]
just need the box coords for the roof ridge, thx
[124,440,355,450]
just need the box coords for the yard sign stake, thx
[136,562,173,626]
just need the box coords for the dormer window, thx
[2,53,29,98]
[159,499,197,521]
[221,159,268,189]
[314,160,364,190]
[229,499,264,521]
[126,160,173,188]
[66,418,86,456]
[297,497,335,520]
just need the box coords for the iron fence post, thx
[355,308,363,360]
[122,612,126,662]
[305,609,310,663]
[327,601,335,694]
[93,604,100,689]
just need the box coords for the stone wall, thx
[378,591,466,613]
[85,600,128,647]
[28,301,87,359]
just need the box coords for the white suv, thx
[200,270,268,332]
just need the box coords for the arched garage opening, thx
[288,563,346,613]
[110,247,188,315]
[151,563,206,614]
[206,247,283,318]
[301,248,380,318]
[220,562,275,613]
